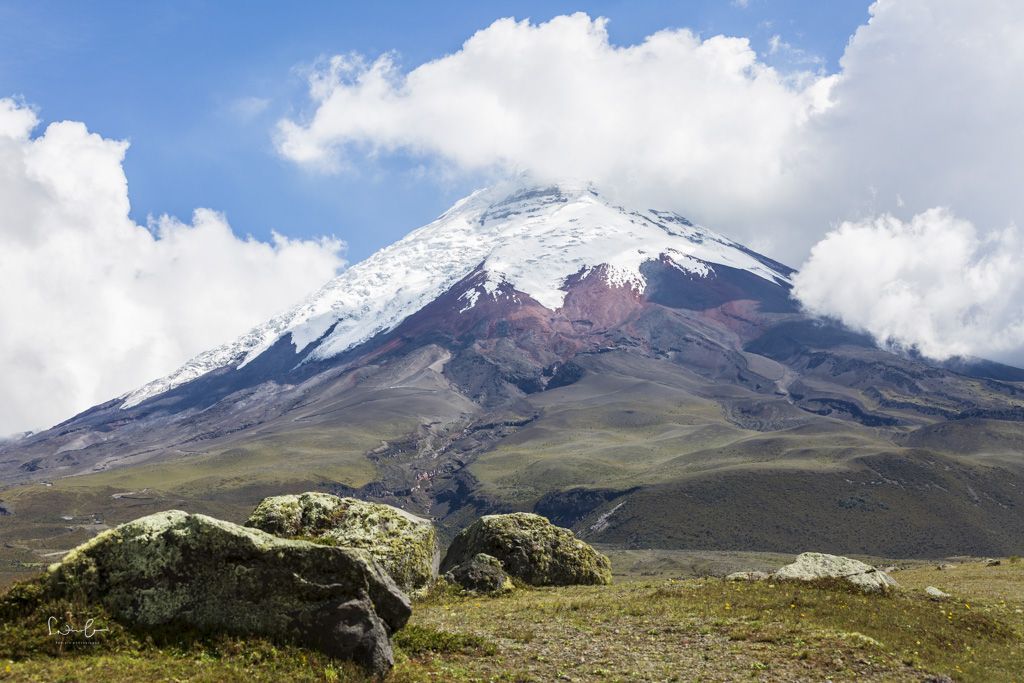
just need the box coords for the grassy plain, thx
[1,556,1022,682]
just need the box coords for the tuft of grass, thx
[393,625,497,657]
[410,577,465,606]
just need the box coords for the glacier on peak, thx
[121,181,792,408]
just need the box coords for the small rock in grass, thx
[925,586,951,600]
[445,553,514,595]
[725,571,770,582]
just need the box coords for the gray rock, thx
[246,492,438,593]
[441,513,612,586]
[45,510,410,676]
[773,552,899,593]
[725,571,770,582]
[444,553,514,595]
[936,563,954,570]
[925,586,951,600]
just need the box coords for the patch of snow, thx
[482,273,505,299]
[458,288,480,313]
[664,249,714,278]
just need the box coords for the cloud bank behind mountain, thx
[277,0,1024,365]
[0,99,345,435]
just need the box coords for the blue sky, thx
[0,0,871,262]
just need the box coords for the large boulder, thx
[45,510,410,675]
[441,513,612,586]
[245,492,438,593]
[444,553,514,595]
[773,552,899,593]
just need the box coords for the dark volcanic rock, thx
[441,512,612,586]
[45,510,411,676]
[444,553,513,594]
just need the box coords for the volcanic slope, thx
[2,182,1024,563]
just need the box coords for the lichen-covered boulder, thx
[245,492,438,593]
[773,552,899,593]
[45,510,410,676]
[440,513,612,586]
[444,553,514,595]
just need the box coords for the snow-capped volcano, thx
[124,182,791,407]
[9,180,1024,559]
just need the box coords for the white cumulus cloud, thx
[796,0,1024,253]
[0,99,346,435]
[276,12,835,245]
[793,209,1024,364]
